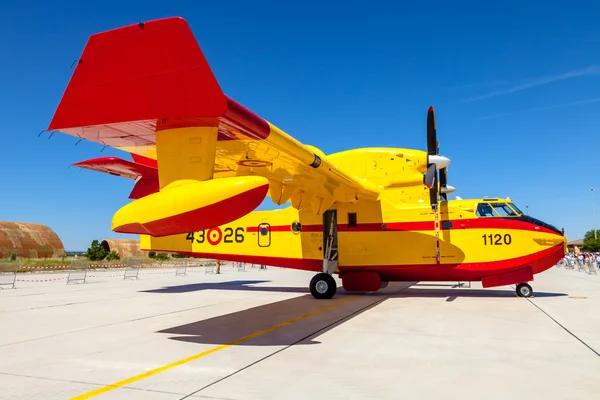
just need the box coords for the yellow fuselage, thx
[141,193,566,285]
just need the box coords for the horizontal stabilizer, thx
[72,157,158,199]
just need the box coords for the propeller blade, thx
[439,167,447,187]
[427,106,437,155]
[439,168,447,201]
[429,180,438,206]
[424,163,436,189]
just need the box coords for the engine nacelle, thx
[112,176,269,237]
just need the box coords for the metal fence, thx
[123,259,141,280]
[0,256,233,288]
[0,260,19,289]
[67,259,89,284]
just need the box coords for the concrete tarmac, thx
[0,264,599,399]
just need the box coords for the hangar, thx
[100,239,144,258]
[0,221,65,259]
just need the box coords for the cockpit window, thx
[508,203,524,215]
[476,203,495,217]
[477,202,521,217]
[490,203,519,217]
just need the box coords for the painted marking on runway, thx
[70,295,360,399]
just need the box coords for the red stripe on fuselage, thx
[242,218,559,235]
[246,224,322,233]
[145,250,322,272]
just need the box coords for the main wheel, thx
[516,283,533,298]
[310,273,337,299]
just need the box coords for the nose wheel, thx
[516,283,533,298]
[310,273,337,299]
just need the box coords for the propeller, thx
[423,106,454,208]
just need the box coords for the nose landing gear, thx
[516,282,533,298]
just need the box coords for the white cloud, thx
[462,66,600,103]
[474,97,600,121]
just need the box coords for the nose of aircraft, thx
[519,215,563,236]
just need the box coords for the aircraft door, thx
[258,223,271,247]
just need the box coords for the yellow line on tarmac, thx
[71,295,360,399]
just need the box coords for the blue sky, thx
[1,1,599,250]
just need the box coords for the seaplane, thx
[47,17,566,299]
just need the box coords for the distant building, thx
[567,239,584,253]
[0,222,65,259]
[100,239,145,258]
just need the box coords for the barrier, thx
[205,263,215,274]
[123,259,141,280]
[67,260,88,284]
[175,261,188,276]
[0,261,19,289]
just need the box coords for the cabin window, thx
[260,225,269,235]
[441,221,452,229]
[348,213,357,227]
[291,222,302,233]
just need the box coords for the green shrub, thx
[154,253,169,261]
[105,250,121,261]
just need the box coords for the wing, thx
[49,17,381,220]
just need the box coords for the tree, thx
[85,240,108,261]
[582,230,600,252]
[105,250,120,261]
[148,251,156,259]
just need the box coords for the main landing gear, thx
[310,273,337,299]
[310,209,338,299]
[516,282,533,298]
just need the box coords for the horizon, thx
[2,1,599,249]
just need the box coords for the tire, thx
[310,273,337,299]
[516,283,533,298]
[380,281,389,289]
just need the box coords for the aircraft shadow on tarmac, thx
[156,293,370,346]
[153,282,567,347]
[141,280,567,299]
[140,280,306,294]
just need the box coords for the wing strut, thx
[434,204,440,264]
[322,212,338,274]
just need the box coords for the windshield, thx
[508,203,524,215]
[490,202,519,216]
[476,202,521,217]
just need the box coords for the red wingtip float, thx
[48,17,566,299]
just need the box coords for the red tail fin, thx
[48,17,227,134]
